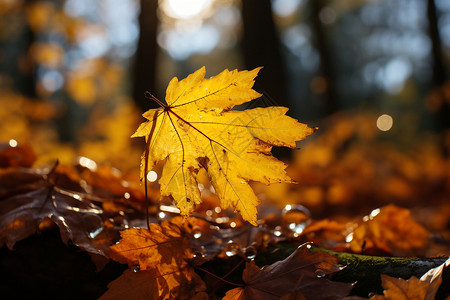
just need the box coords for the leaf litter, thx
[1,68,450,299]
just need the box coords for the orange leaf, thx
[371,275,429,300]
[106,217,206,299]
[100,268,206,300]
[99,269,159,300]
[348,204,430,256]
[109,217,191,271]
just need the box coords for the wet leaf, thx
[106,217,206,299]
[108,217,192,270]
[0,164,120,256]
[223,243,353,300]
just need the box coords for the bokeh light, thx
[376,114,394,131]
[147,170,158,182]
[162,0,212,20]
[9,139,18,148]
[78,156,98,171]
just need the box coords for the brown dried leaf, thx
[0,165,117,256]
[370,258,450,300]
[223,243,353,300]
[420,257,450,300]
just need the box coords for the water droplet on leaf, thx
[193,251,205,258]
[282,204,311,235]
[192,226,202,239]
[83,214,104,239]
[87,226,104,239]
[132,264,140,272]
[112,215,130,229]
[315,269,326,278]
[224,241,240,257]
[244,246,257,259]
[290,222,306,234]
[273,226,282,237]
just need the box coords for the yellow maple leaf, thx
[132,67,316,225]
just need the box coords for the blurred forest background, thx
[1,0,450,173]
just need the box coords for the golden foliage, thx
[133,67,315,225]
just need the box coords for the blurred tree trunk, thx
[133,0,158,112]
[21,19,37,98]
[7,0,37,98]
[309,0,337,116]
[241,0,287,106]
[427,0,450,133]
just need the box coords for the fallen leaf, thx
[100,267,205,300]
[99,269,159,300]
[108,217,191,270]
[0,163,143,257]
[369,257,450,299]
[0,165,109,255]
[107,217,206,299]
[0,143,36,168]
[132,67,315,225]
[223,243,353,300]
[301,219,347,248]
[348,205,430,256]
[420,257,450,300]
[370,275,429,300]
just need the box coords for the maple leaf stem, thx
[144,91,167,108]
[144,132,151,230]
[40,160,60,213]
[192,265,244,287]
[222,257,244,281]
[208,258,245,294]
